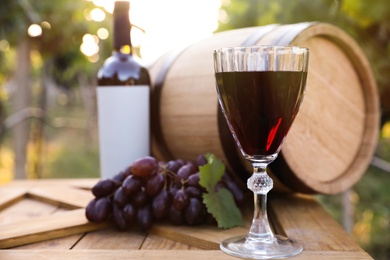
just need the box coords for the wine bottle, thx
[97,1,150,179]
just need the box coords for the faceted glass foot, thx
[220,235,303,259]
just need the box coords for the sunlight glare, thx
[91,0,220,63]
[81,34,100,56]
[97,28,109,40]
[90,8,106,22]
[131,0,221,63]
[28,24,42,37]
[92,0,107,7]
[131,27,144,47]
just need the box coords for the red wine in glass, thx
[215,71,307,158]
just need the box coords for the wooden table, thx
[0,179,372,259]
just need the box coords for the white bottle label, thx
[97,86,150,178]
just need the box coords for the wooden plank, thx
[12,234,84,250]
[0,209,109,249]
[75,227,205,250]
[0,179,107,248]
[0,187,27,210]
[269,194,364,252]
[0,198,58,225]
[28,186,94,209]
[73,228,145,250]
[151,224,248,250]
[0,250,373,260]
[141,233,200,250]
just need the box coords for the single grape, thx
[185,161,197,174]
[92,179,118,198]
[186,172,201,188]
[168,205,184,225]
[122,203,137,222]
[85,198,97,222]
[185,198,203,225]
[113,204,129,231]
[122,175,142,196]
[129,156,158,178]
[177,165,194,181]
[173,189,189,211]
[94,197,112,223]
[185,186,202,199]
[152,189,172,220]
[165,160,181,173]
[113,187,129,208]
[131,187,148,207]
[176,159,185,167]
[137,205,153,230]
[146,173,165,197]
[196,154,207,167]
[112,171,126,183]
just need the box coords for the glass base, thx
[220,235,303,259]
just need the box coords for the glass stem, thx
[246,163,275,243]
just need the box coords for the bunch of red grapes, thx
[86,155,244,231]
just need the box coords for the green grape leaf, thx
[203,188,244,229]
[199,153,244,229]
[199,153,225,193]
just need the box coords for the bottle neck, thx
[113,1,132,54]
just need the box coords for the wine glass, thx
[213,45,309,259]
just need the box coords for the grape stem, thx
[159,164,185,183]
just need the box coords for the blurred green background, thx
[1,0,390,259]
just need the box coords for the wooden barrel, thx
[149,22,380,195]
